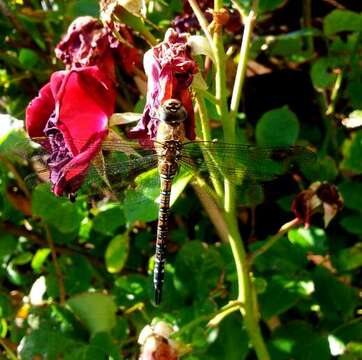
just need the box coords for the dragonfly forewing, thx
[180,141,316,185]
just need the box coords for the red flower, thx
[26,67,116,196]
[55,16,141,79]
[291,182,343,228]
[129,29,198,141]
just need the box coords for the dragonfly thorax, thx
[159,140,183,163]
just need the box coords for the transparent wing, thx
[180,141,316,184]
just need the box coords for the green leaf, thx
[11,251,33,265]
[124,168,192,223]
[0,235,17,261]
[206,316,249,360]
[338,181,362,212]
[31,248,51,273]
[317,156,338,181]
[256,106,300,146]
[0,295,12,318]
[32,183,83,233]
[341,131,362,174]
[67,293,116,336]
[333,243,362,272]
[259,0,285,12]
[310,57,340,90]
[312,266,359,322]
[175,241,224,299]
[259,276,307,319]
[67,0,99,17]
[112,274,149,305]
[18,327,80,360]
[92,204,125,236]
[105,233,129,273]
[324,10,362,36]
[123,169,159,223]
[18,48,39,69]
[340,214,362,235]
[288,227,327,254]
[269,321,330,360]
[90,332,121,360]
[253,236,308,274]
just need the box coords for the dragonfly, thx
[14,99,316,304]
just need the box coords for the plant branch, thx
[0,155,31,199]
[208,300,244,327]
[249,218,301,263]
[229,9,256,127]
[188,0,215,55]
[44,225,65,304]
[194,91,224,198]
[212,1,270,358]
[0,221,103,267]
[192,180,228,243]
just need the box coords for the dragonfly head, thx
[159,99,187,125]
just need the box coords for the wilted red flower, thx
[138,321,181,360]
[129,29,198,141]
[55,16,141,79]
[291,182,344,228]
[26,67,116,196]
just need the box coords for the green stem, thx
[188,0,215,54]
[302,0,314,55]
[194,91,224,198]
[229,10,256,127]
[208,300,244,327]
[249,218,301,263]
[213,1,270,359]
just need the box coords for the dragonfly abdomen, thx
[154,168,176,305]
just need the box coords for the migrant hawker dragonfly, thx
[18,99,316,304]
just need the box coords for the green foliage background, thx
[0,0,361,359]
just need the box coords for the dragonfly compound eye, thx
[159,99,187,124]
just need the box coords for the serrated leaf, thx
[67,293,116,335]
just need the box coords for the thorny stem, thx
[44,225,65,304]
[249,218,301,263]
[212,1,271,359]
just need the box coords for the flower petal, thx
[26,82,55,139]
[130,29,197,141]
[55,67,115,155]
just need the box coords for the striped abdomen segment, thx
[154,174,173,305]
